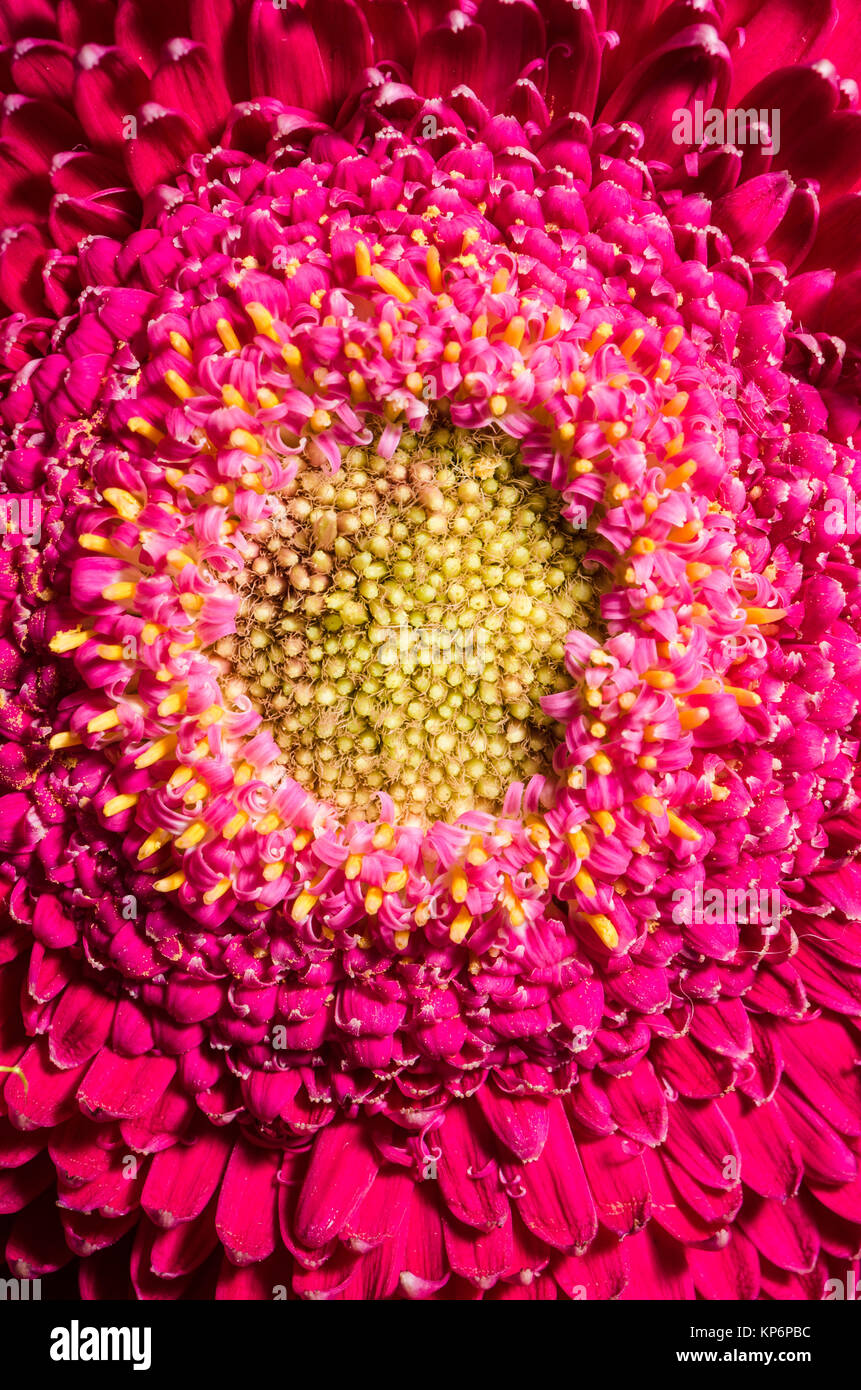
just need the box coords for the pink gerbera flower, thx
[1,0,861,1302]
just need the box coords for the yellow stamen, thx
[593,810,616,836]
[371,264,413,303]
[216,318,241,352]
[102,488,141,520]
[157,690,187,717]
[426,245,443,292]
[586,914,619,948]
[744,607,786,626]
[48,731,81,749]
[257,813,280,835]
[246,302,280,340]
[87,709,120,733]
[365,885,384,914]
[79,534,117,555]
[663,326,684,353]
[49,628,92,653]
[101,581,136,602]
[584,322,613,355]
[263,862,284,881]
[229,427,262,455]
[664,460,697,490]
[449,906,472,944]
[154,871,185,893]
[138,828,171,860]
[345,855,362,880]
[574,868,597,898]
[134,735,176,769]
[620,328,644,358]
[643,669,675,689]
[103,793,138,817]
[164,368,194,400]
[169,331,193,360]
[203,879,231,904]
[504,315,526,348]
[175,820,207,850]
[667,811,701,842]
[354,240,372,277]
[223,811,248,839]
[128,416,164,444]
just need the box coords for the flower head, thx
[1,0,861,1301]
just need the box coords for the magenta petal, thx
[214,1140,280,1266]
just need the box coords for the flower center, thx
[218,421,599,822]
